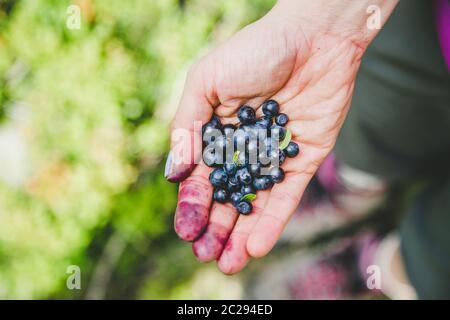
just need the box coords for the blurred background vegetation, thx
[0,0,277,299]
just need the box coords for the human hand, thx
[165,0,398,274]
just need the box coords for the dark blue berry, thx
[224,162,237,176]
[213,189,228,203]
[258,138,278,165]
[233,128,248,149]
[247,139,258,158]
[275,113,289,126]
[268,148,286,166]
[203,146,218,167]
[202,100,298,215]
[253,176,273,191]
[236,167,252,185]
[227,175,240,192]
[236,201,252,215]
[230,192,243,206]
[237,151,249,167]
[243,124,263,141]
[255,115,273,129]
[222,124,236,138]
[270,124,286,141]
[248,163,261,176]
[209,168,228,188]
[209,115,222,129]
[285,142,300,158]
[241,184,255,195]
[262,100,279,117]
[202,124,222,145]
[214,135,228,151]
[269,167,285,183]
[237,106,256,125]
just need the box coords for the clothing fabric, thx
[335,0,450,299]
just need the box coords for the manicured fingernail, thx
[164,151,196,183]
[164,151,174,179]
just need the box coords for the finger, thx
[165,62,216,183]
[217,191,270,274]
[214,96,269,120]
[192,202,238,262]
[174,164,213,241]
[247,173,312,258]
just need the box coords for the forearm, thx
[269,0,400,48]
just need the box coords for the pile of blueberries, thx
[202,100,300,215]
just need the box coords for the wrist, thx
[268,0,399,49]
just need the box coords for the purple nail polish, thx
[164,151,174,179]
[164,151,196,183]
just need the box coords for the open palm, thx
[167,12,365,274]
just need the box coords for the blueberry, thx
[241,184,255,195]
[255,115,273,129]
[247,139,259,159]
[209,115,222,129]
[230,192,243,206]
[262,100,279,117]
[209,168,228,188]
[270,124,286,141]
[214,135,229,151]
[236,201,253,215]
[253,176,273,191]
[279,149,287,164]
[213,188,228,203]
[236,167,252,185]
[237,106,256,125]
[268,148,286,166]
[248,163,261,176]
[233,128,248,149]
[285,141,300,158]
[258,150,271,167]
[227,175,240,192]
[258,138,276,165]
[275,113,289,127]
[263,136,276,152]
[224,162,237,176]
[222,124,236,138]
[269,167,285,183]
[203,146,218,167]
[237,151,249,167]
[202,124,221,145]
[204,107,299,213]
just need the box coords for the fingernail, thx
[164,152,196,183]
[164,151,174,179]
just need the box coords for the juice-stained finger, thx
[247,173,311,258]
[217,191,269,274]
[174,164,213,241]
[192,202,238,262]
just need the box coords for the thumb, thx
[165,63,214,183]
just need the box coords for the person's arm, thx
[272,0,399,46]
[165,0,399,274]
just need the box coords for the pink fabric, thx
[316,153,340,192]
[434,0,450,71]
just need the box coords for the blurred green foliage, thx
[0,0,274,299]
